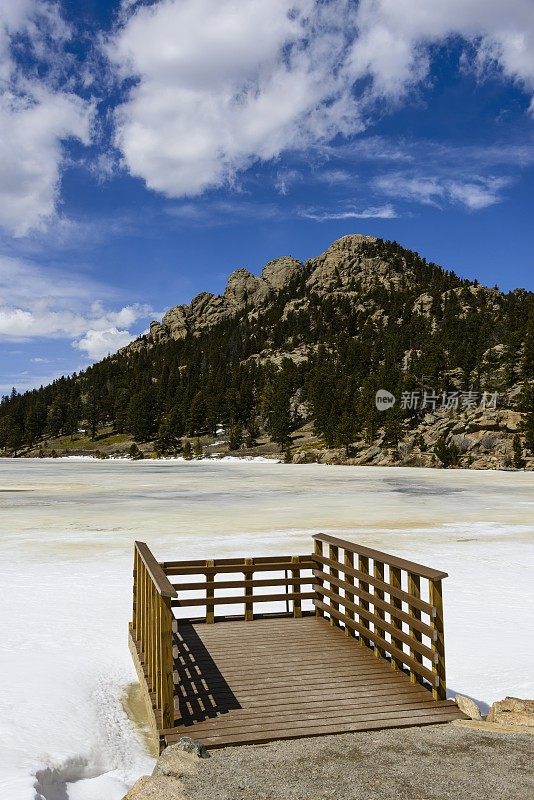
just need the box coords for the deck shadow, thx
[173,622,241,725]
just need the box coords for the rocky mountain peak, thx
[137,234,469,350]
[148,253,306,345]
[261,256,304,290]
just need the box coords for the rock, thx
[292,450,319,464]
[261,256,304,290]
[160,303,191,340]
[169,736,210,759]
[125,739,208,799]
[413,292,434,317]
[487,697,534,727]
[454,695,483,720]
[224,268,268,307]
[153,747,201,780]
[123,775,187,800]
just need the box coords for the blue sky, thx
[1,0,533,394]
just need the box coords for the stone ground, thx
[179,722,534,800]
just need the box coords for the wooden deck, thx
[164,614,464,748]
[130,535,467,751]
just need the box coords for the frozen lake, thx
[1,458,533,799]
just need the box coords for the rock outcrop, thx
[146,255,306,345]
[137,234,426,348]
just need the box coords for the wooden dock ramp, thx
[129,535,466,750]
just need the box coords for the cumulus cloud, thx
[108,0,534,199]
[108,0,363,197]
[74,327,139,360]
[373,173,511,210]
[0,2,93,236]
[0,254,154,358]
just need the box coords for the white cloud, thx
[0,254,154,357]
[352,0,534,102]
[108,0,364,197]
[374,173,511,210]
[74,327,138,360]
[0,2,93,236]
[108,0,534,199]
[314,168,353,184]
[299,203,398,221]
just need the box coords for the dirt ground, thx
[181,722,534,800]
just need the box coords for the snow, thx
[0,460,533,798]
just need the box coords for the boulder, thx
[487,697,534,727]
[261,256,304,290]
[292,450,319,464]
[412,292,434,317]
[153,747,201,779]
[454,695,483,720]
[224,268,268,307]
[123,775,187,800]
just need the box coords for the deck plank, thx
[164,615,465,748]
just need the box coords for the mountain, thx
[2,234,534,468]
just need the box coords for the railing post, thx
[314,539,325,617]
[205,560,215,624]
[244,558,253,621]
[148,581,155,692]
[131,543,177,733]
[407,572,424,684]
[133,547,140,640]
[389,566,404,671]
[343,549,355,637]
[159,595,176,728]
[358,554,371,648]
[429,578,446,700]
[373,560,386,659]
[328,544,339,627]
[291,555,302,618]
[142,561,148,668]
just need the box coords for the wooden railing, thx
[312,534,448,699]
[131,541,177,728]
[162,554,316,622]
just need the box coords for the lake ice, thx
[0,459,533,799]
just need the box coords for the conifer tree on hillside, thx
[182,440,193,460]
[268,383,292,452]
[127,388,157,442]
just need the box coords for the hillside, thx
[2,234,534,469]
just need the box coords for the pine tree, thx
[182,440,193,460]
[434,436,459,468]
[228,426,243,451]
[7,423,23,456]
[193,438,203,458]
[155,416,180,455]
[0,416,12,452]
[129,442,144,460]
[383,406,404,448]
[187,391,206,435]
[127,389,157,442]
[334,413,357,457]
[512,434,526,469]
[268,384,292,451]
